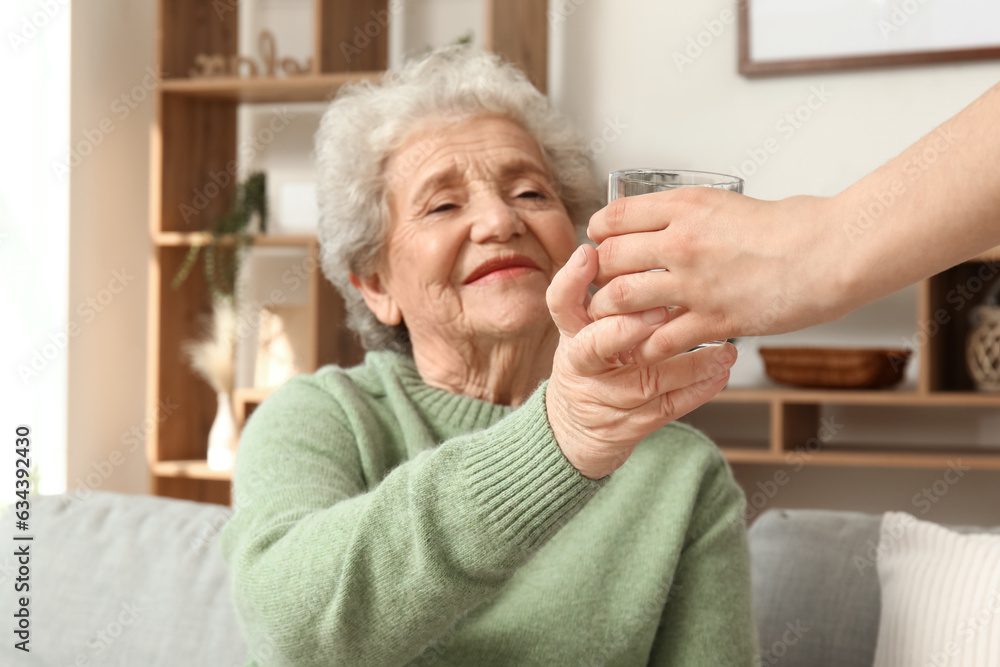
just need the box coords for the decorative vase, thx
[207,391,238,470]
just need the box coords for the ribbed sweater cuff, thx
[461,381,609,561]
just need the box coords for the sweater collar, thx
[367,350,519,437]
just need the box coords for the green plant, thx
[172,171,268,302]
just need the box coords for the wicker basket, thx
[967,305,1000,392]
[758,346,912,389]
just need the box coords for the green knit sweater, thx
[220,350,758,666]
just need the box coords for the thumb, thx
[547,244,598,337]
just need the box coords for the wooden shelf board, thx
[234,386,278,404]
[725,448,1000,470]
[152,460,233,481]
[155,231,318,247]
[710,389,776,404]
[160,73,381,103]
[715,386,1000,407]
[720,448,780,464]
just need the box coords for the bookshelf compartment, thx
[680,401,771,453]
[924,262,1000,392]
[154,246,220,463]
[160,95,238,233]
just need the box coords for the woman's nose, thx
[468,193,526,243]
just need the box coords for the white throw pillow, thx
[872,512,1000,667]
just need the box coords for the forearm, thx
[833,81,1000,312]
[221,381,606,666]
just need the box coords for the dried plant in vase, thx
[184,300,239,470]
[173,171,268,469]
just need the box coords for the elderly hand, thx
[545,244,737,480]
[586,189,853,345]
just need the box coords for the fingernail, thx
[642,307,668,324]
[716,344,737,365]
[573,245,587,266]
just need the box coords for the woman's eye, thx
[517,190,545,200]
[429,203,456,214]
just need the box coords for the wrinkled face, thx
[355,115,578,351]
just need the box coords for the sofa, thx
[1,491,993,666]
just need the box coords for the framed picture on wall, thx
[739,0,1000,77]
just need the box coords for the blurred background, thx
[2,0,998,523]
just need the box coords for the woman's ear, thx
[350,272,403,326]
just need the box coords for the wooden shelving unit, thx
[146,0,391,505]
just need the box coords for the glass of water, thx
[607,168,744,350]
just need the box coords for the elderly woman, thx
[221,47,755,666]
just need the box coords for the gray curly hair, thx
[315,45,601,354]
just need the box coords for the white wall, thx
[0,0,70,497]
[548,0,1000,525]
[66,0,155,497]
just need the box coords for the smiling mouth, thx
[463,255,542,285]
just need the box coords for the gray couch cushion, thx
[0,491,245,666]
[749,509,1000,667]
[749,509,883,667]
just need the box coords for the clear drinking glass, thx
[607,169,745,350]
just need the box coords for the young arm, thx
[587,81,1000,346]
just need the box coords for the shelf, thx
[234,386,278,404]
[154,232,318,247]
[152,460,233,481]
[160,73,382,103]
[234,386,279,426]
[719,448,778,465]
[725,448,1000,470]
[715,386,1000,407]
